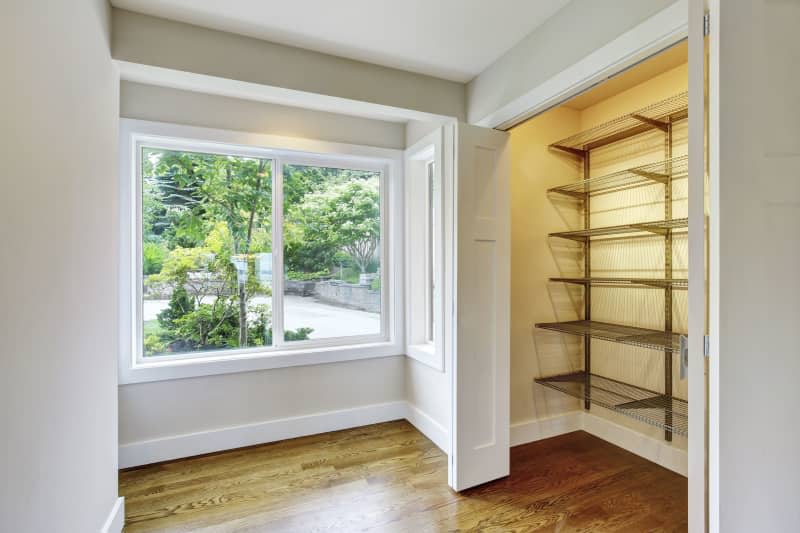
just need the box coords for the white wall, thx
[120,356,404,443]
[112,8,466,121]
[121,81,406,149]
[118,83,407,461]
[404,359,449,447]
[467,0,678,125]
[711,0,800,530]
[0,1,120,532]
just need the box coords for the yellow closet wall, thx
[510,62,689,448]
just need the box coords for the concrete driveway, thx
[143,294,380,340]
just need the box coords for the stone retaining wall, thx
[314,280,381,314]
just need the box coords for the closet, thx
[509,42,692,470]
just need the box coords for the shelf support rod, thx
[631,114,670,132]
[630,169,670,184]
[664,122,674,442]
[630,224,669,236]
[583,152,592,411]
[550,144,588,158]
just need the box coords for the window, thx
[282,164,382,341]
[121,121,399,381]
[404,129,445,370]
[426,160,436,343]
[141,148,276,357]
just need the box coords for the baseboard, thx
[509,411,688,477]
[119,401,407,468]
[120,403,687,477]
[100,497,125,533]
[582,413,688,477]
[510,412,583,447]
[405,403,450,454]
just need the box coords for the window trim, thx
[404,128,445,372]
[119,119,404,384]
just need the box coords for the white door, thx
[706,1,800,531]
[449,122,510,491]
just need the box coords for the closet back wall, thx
[118,82,406,466]
[510,62,689,451]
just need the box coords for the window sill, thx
[406,343,443,372]
[119,341,404,385]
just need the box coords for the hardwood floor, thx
[120,421,687,532]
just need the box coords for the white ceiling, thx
[111,0,571,83]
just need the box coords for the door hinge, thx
[703,335,710,358]
[703,12,710,36]
[679,335,688,380]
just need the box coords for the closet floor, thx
[119,421,687,532]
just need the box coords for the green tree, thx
[145,150,273,348]
[298,179,380,273]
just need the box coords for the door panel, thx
[449,123,510,491]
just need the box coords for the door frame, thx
[470,3,707,532]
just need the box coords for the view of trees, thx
[142,148,381,357]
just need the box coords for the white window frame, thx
[404,128,445,371]
[119,119,404,384]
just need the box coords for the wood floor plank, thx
[119,421,687,532]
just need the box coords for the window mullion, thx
[272,157,286,348]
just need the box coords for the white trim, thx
[509,412,583,447]
[119,401,407,468]
[582,413,688,477]
[707,1,720,530]
[116,60,454,125]
[100,497,125,533]
[472,0,689,129]
[119,119,404,384]
[687,0,707,530]
[405,403,450,454]
[510,412,688,477]
[403,128,446,372]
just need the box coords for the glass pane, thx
[427,160,435,342]
[283,164,382,341]
[141,147,273,357]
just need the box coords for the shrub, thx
[157,286,194,330]
[143,241,168,275]
[286,270,329,281]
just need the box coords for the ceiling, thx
[564,40,688,110]
[110,0,571,83]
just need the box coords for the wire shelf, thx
[550,218,688,242]
[550,277,688,289]
[550,92,688,154]
[548,155,688,198]
[535,320,681,352]
[534,372,688,436]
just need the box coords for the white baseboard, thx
[100,497,125,533]
[509,411,688,477]
[120,402,686,477]
[405,403,450,454]
[582,413,688,477]
[510,412,583,447]
[119,401,407,468]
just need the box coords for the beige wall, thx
[0,1,120,531]
[112,8,465,121]
[510,107,584,424]
[121,81,406,149]
[509,63,688,448]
